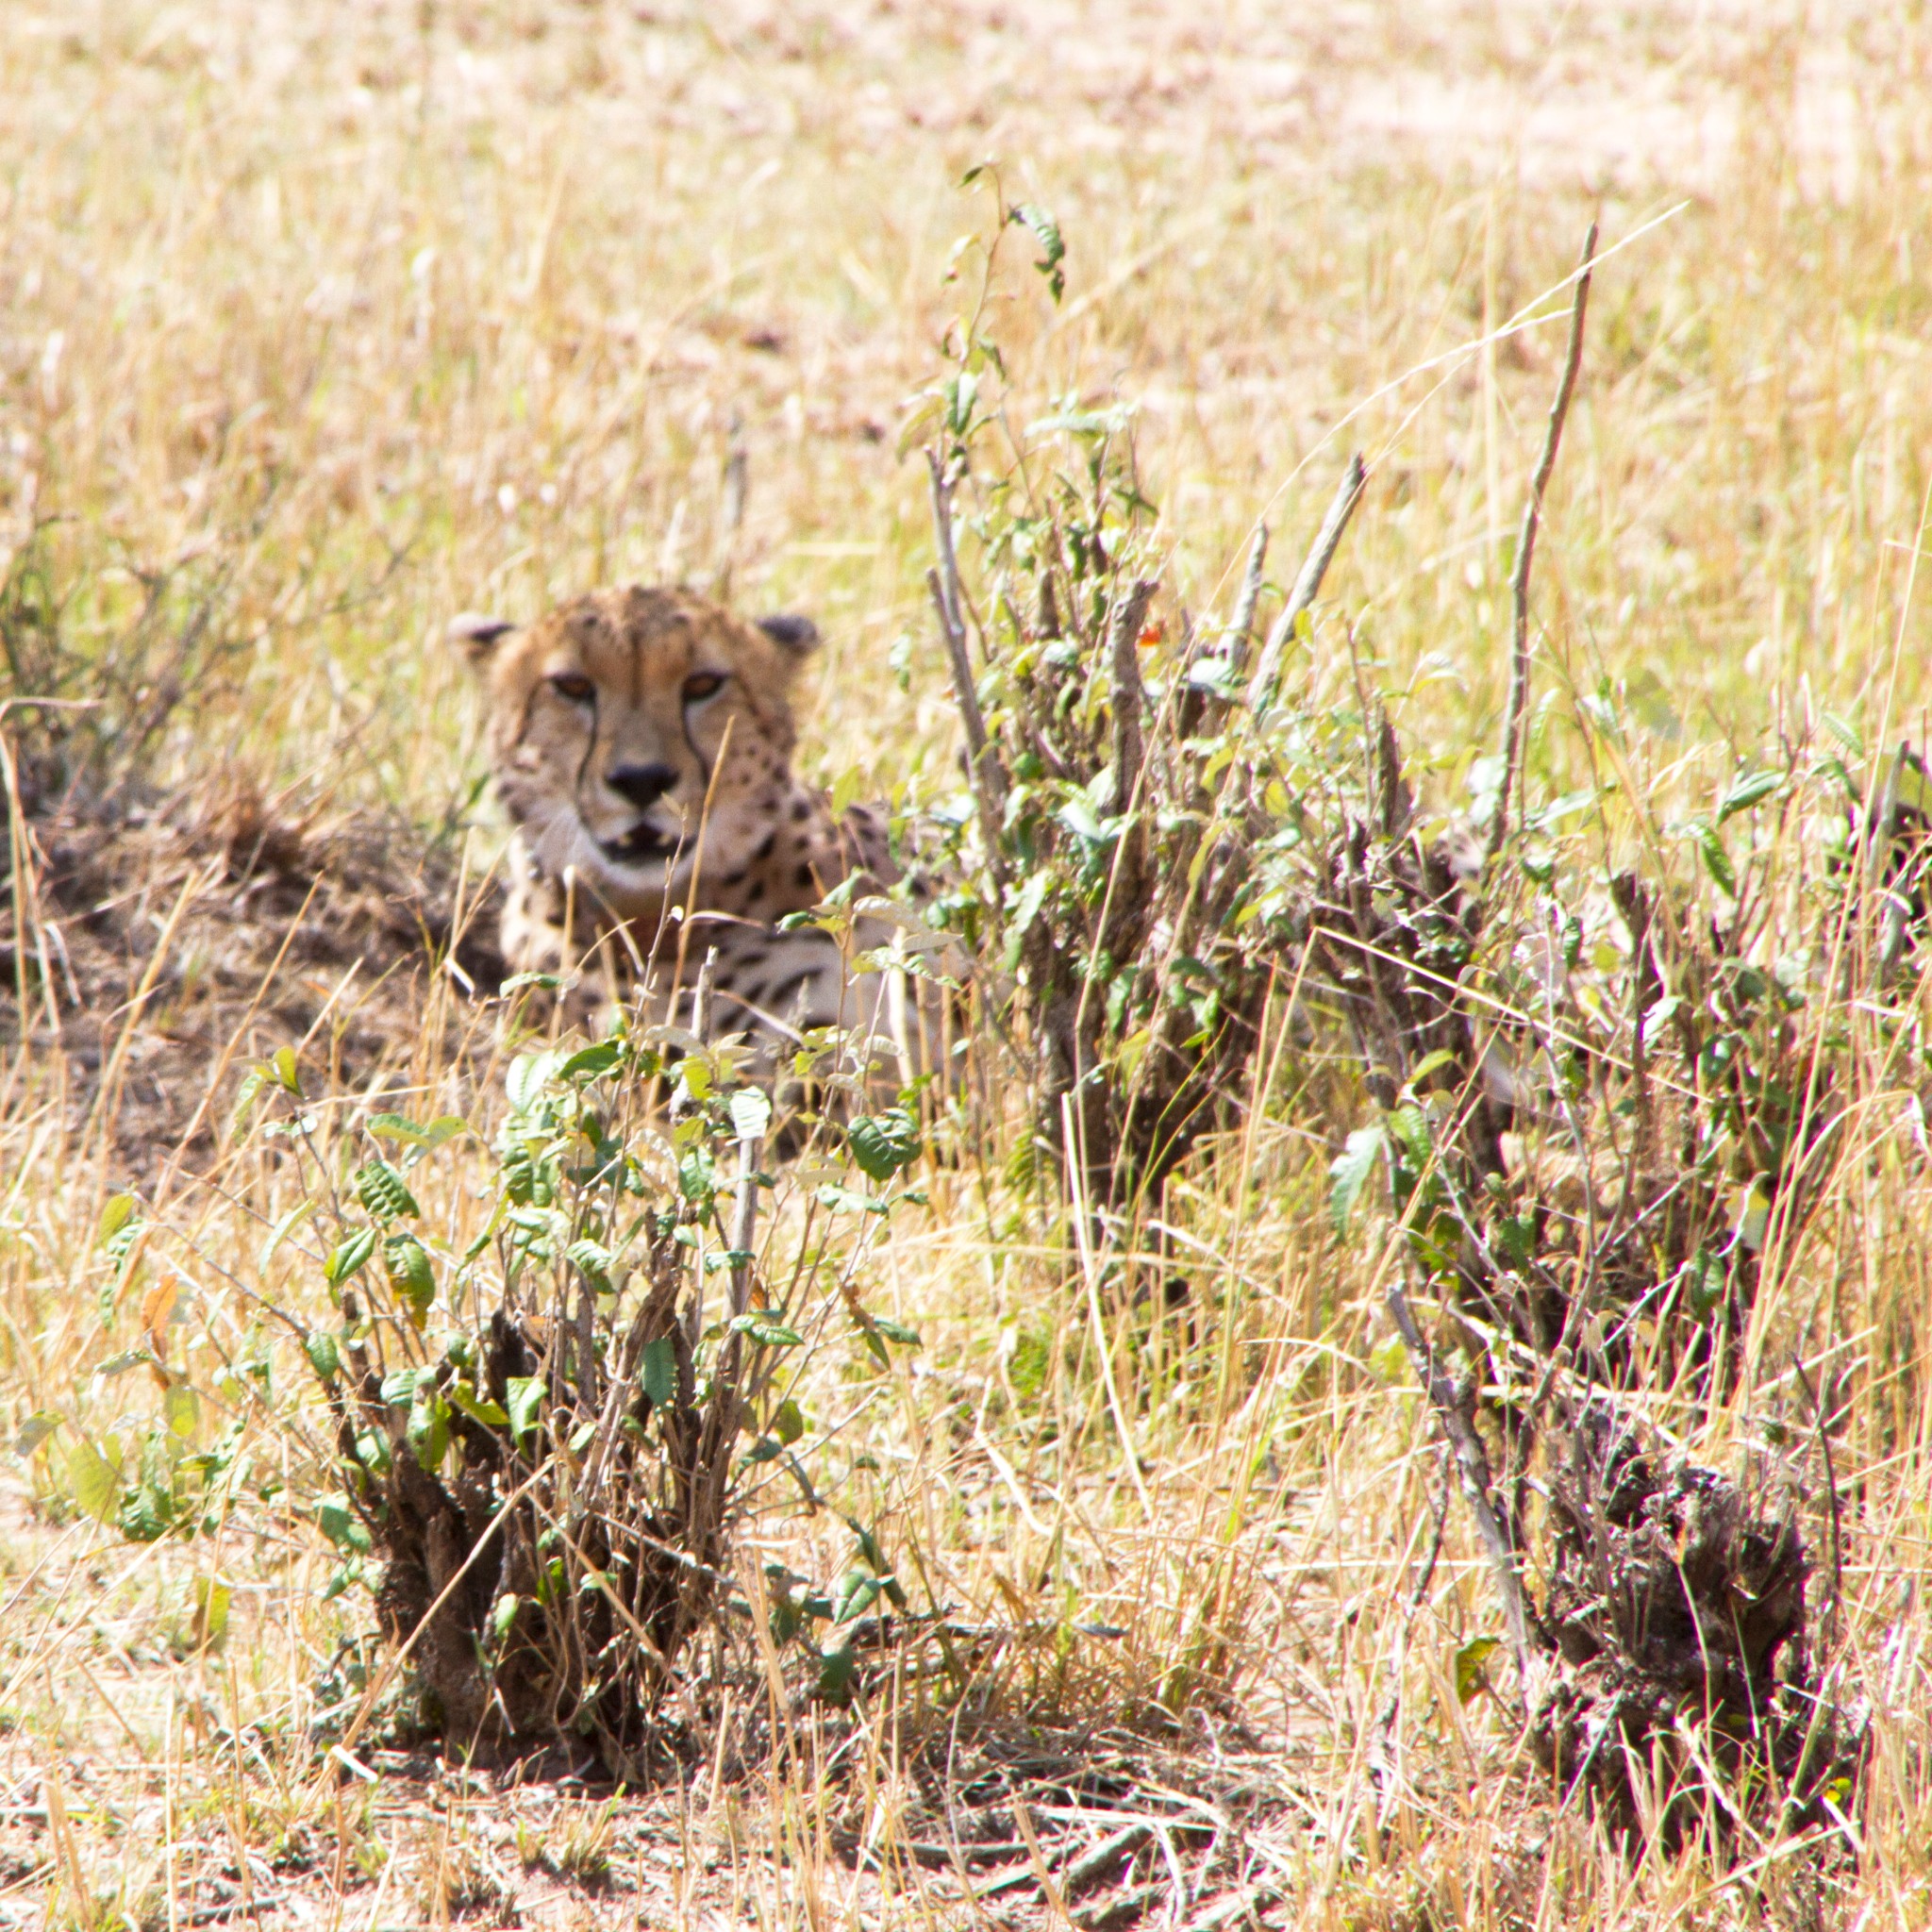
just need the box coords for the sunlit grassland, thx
[4,3,1932,1926]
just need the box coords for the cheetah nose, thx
[607,762,678,809]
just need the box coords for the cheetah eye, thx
[548,672,596,703]
[682,672,727,704]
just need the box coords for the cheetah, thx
[450,585,951,1093]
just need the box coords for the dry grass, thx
[3,2,1932,1926]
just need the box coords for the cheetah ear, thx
[447,611,517,664]
[755,613,822,660]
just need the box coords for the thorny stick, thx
[1486,220,1598,867]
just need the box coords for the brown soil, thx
[0,770,505,1175]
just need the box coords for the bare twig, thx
[1486,221,1598,866]
[1384,1275,1541,1707]
[1245,454,1366,712]
[729,1117,761,1322]
[926,451,1009,888]
[1221,525,1269,681]
[1062,1824,1152,1894]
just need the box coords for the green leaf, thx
[408,1389,450,1472]
[325,1226,378,1287]
[565,1239,614,1292]
[1008,201,1066,302]
[506,1375,546,1446]
[507,1049,561,1112]
[272,1045,302,1094]
[944,368,978,438]
[641,1336,676,1407]
[1717,770,1785,824]
[229,1065,269,1136]
[317,1497,372,1555]
[1056,795,1112,845]
[305,1331,341,1382]
[561,1041,622,1081]
[119,1477,175,1544]
[1455,1635,1502,1704]
[383,1233,436,1327]
[99,1194,138,1245]
[1695,822,1737,897]
[1820,710,1863,758]
[847,1519,891,1576]
[500,971,562,994]
[68,1437,119,1524]
[163,1383,200,1440]
[815,1632,858,1699]
[1005,870,1051,948]
[872,1317,922,1348]
[356,1159,421,1224]
[193,1574,232,1643]
[1404,1049,1458,1091]
[490,1594,521,1643]
[677,1144,717,1207]
[1329,1125,1386,1233]
[1388,1103,1433,1169]
[832,1566,882,1624]
[368,1112,469,1148]
[816,1182,889,1216]
[849,1108,921,1183]
[13,1412,60,1457]
[772,1398,806,1446]
[448,1383,509,1428]
[729,1087,773,1142]
[733,1313,804,1349]
[323,1560,365,1602]
[380,1367,428,1407]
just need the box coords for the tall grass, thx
[3,3,1932,1926]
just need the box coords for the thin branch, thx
[1486,221,1598,867]
[926,452,1009,891]
[1222,524,1269,681]
[729,1119,760,1322]
[1384,1274,1542,1708]
[1245,453,1366,712]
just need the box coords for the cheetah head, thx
[452,585,822,921]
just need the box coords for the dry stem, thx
[1245,454,1366,712]
[1486,221,1598,866]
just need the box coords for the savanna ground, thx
[3,1,1932,1926]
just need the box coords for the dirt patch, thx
[0,766,505,1174]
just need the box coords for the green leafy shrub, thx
[268,1020,924,1771]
